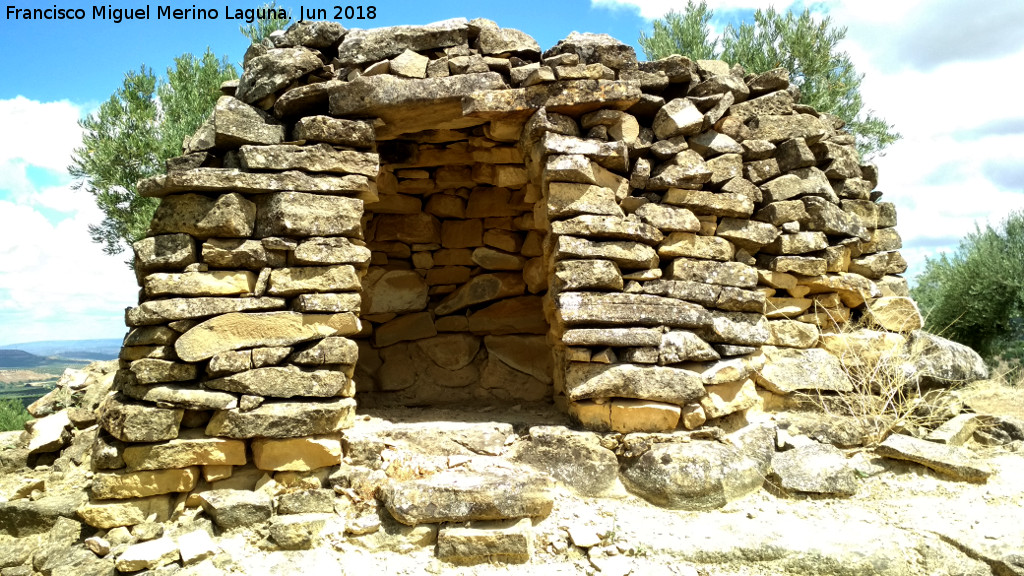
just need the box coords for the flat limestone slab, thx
[381,467,555,525]
[876,434,991,482]
[138,168,370,198]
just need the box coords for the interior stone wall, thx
[89,17,923,504]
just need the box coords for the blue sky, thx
[1,0,1023,346]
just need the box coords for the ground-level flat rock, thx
[621,441,767,510]
[115,536,180,572]
[555,292,709,328]
[769,443,857,496]
[381,467,555,525]
[436,518,534,565]
[511,426,620,497]
[754,346,853,394]
[205,366,352,398]
[139,168,369,198]
[125,297,285,326]
[565,362,704,405]
[122,429,246,471]
[205,397,356,438]
[175,311,359,361]
[876,434,991,482]
[76,496,174,529]
[198,489,273,530]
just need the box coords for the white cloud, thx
[0,97,137,346]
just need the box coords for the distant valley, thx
[0,338,121,404]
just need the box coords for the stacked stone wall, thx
[91,18,924,504]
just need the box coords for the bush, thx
[0,399,32,432]
[912,210,1024,359]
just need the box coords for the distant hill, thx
[0,339,122,361]
[0,349,48,368]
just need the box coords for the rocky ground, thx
[1,364,1022,576]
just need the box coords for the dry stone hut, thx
[93,18,958,509]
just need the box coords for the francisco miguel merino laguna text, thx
[6,5,293,24]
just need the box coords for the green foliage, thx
[638,2,900,158]
[70,50,236,255]
[638,1,717,61]
[0,399,32,432]
[239,1,293,44]
[912,211,1024,358]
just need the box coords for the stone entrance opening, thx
[354,124,553,407]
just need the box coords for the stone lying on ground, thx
[198,489,274,529]
[769,443,857,496]
[436,518,534,565]
[510,426,620,497]
[381,467,555,525]
[902,331,989,387]
[876,434,991,482]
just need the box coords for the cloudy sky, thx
[1,0,1022,346]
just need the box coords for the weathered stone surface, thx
[610,399,682,433]
[561,327,662,347]
[699,311,770,346]
[134,234,196,272]
[535,132,629,172]
[199,489,274,529]
[648,150,713,190]
[754,346,853,394]
[76,496,174,529]
[659,232,734,260]
[666,258,757,288]
[254,192,363,238]
[115,537,179,572]
[904,331,989,387]
[268,265,360,297]
[701,378,758,419]
[621,440,766,510]
[556,292,708,328]
[437,518,534,565]
[149,193,256,238]
[91,468,198,499]
[876,434,991,482]
[553,259,623,292]
[653,98,704,140]
[252,436,341,471]
[177,529,220,566]
[239,144,379,176]
[565,363,704,405]
[238,46,322,101]
[663,188,753,218]
[144,270,256,297]
[511,427,619,496]
[716,218,780,250]
[206,367,351,398]
[293,237,371,265]
[769,443,858,496]
[269,513,329,550]
[866,296,924,332]
[123,429,246,471]
[175,312,358,361]
[290,337,358,366]
[186,96,285,152]
[634,203,700,232]
[292,116,375,147]
[381,467,555,525]
[547,182,623,218]
[748,114,828,143]
[659,331,719,364]
[335,19,469,66]
[126,296,284,326]
[143,168,370,199]
[25,411,71,455]
[206,397,356,438]
[555,236,659,269]
[375,311,438,347]
[551,215,662,243]
[201,239,272,269]
[99,394,183,442]
[362,268,429,314]
[121,381,238,411]
[435,273,526,315]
